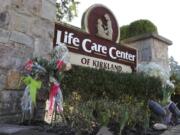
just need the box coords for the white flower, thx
[166,80,174,89]
[65,63,72,71]
[137,62,169,84]
[53,43,70,64]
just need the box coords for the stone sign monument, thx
[55,4,137,72]
[0,1,172,123]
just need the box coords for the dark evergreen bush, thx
[120,25,129,41]
[61,66,162,101]
[128,19,158,37]
[120,19,158,40]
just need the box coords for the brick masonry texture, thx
[0,0,56,123]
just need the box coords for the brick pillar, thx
[0,0,56,123]
[122,33,172,72]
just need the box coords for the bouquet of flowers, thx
[21,43,71,121]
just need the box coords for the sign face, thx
[83,4,120,42]
[54,23,137,72]
[69,53,132,72]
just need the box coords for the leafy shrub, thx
[61,66,162,133]
[120,19,158,40]
[120,25,130,40]
[63,97,150,134]
[61,65,162,101]
[128,19,158,37]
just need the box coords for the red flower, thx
[56,60,64,71]
[24,60,33,71]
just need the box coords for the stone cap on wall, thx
[121,32,172,45]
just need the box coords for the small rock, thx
[153,123,167,130]
[0,124,34,134]
[96,126,113,135]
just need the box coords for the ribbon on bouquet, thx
[49,82,63,113]
[56,60,64,71]
[23,76,42,105]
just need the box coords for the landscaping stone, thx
[33,37,53,57]
[0,11,10,28]
[161,125,180,135]
[96,126,113,135]
[5,69,22,90]
[41,0,56,21]
[30,18,54,39]
[0,0,11,11]
[23,0,42,15]
[10,31,34,48]
[0,28,10,43]
[12,12,31,33]
[0,43,33,70]
[1,123,178,135]
[153,123,168,130]
[11,0,23,9]
[0,124,35,134]
[0,69,6,90]
[0,90,22,117]
[0,46,15,69]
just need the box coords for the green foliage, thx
[120,19,158,40]
[170,73,180,96]
[169,56,180,95]
[63,97,150,134]
[63,98,94,132]
[119,109,129,135]
[81,11,86,30]
[61,66,162,101]
[120,25,129,41]
[61,66,161,133]
[56,0,79,21]
[128,19,158,37]
[169,56,180,78]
